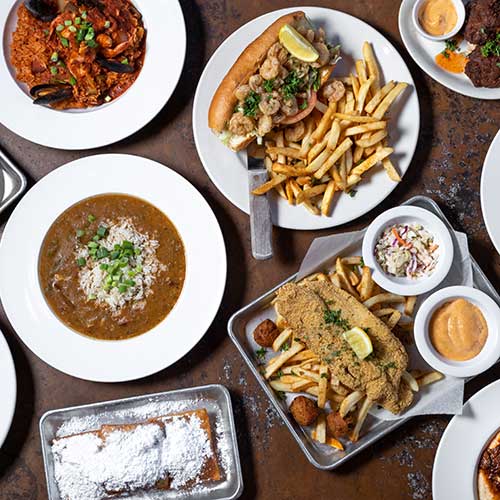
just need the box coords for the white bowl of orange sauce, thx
[415,286,500,377]
[412,0,465,42]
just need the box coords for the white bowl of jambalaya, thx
[414,285,500,377]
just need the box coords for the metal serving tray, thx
[0,147,26,215]
[228,195,500,470]
[40,384,243,500]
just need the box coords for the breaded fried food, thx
[289,396,320,426]
[275,281,413,414]
[253,319,281,347]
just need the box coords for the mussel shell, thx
[24,0,59,22]
[30,83,73,106]
[96,56,135,74]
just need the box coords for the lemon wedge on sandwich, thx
[279,24,319,62]
[343,327,373,360]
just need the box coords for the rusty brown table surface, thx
[1,1,499,499]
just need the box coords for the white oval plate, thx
[399,0,500,100]
[0,154,227,382]
[481,129,500,254]
[0,329,16,448]
[193,7,420,230]
[433,379,500,499]
[0,0,186,150]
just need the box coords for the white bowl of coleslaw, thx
[362,206,454,296]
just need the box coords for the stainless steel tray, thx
[0,147,26,215]
[39,384,243,500]
[228,195,500,470]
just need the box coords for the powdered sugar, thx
[48,391,238,500]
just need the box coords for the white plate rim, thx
[433,378,500,500]
[193,6,420,230]
[0,154,227,382]
[362,205,454,295]
[0,328,16,448]
[481,129,500,254]
[0,0,187,150]
[399,0,500,100]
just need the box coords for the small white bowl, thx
[414,286,500,377]
[362,206,454,296]
[412,0,466,42]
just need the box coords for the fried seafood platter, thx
[10,0,146,109]
[251,257,443,449]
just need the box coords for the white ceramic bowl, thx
[362,206,454,295]
[414,286,500,377]
[412,0,465,42]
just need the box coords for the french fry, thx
[356,76,375,113]
[272,328,292,352]
[308,131,331,163]
[314,138,353,179]
[311,102,336,144]
[355,59,368,83]
[356,129,388,148]
[252,174,287,195]
[315,413,327,444]
[402,371,419,392]
[344,121,387,136]
[265,342,305,379]
[305,149,331,173]
[285,179,294,204]
[363,292,406,309]
[266,146,304,160]
[275,131,285,164]
[296,184,327,204]
[373,307,398,317]
[350,73,360,100]
[292,379,316,392]
[349,147,393,177]
[405,296,417,316]
[351,397,373,442]
[386,310,402,330]
[329,272,342,288]
[382,155,401,182]
[372,82,408,120]
[340,391,364,418]
[272,163,310,176]
[336,258,360,298]
[363,41,380,94]
[326,437,344,450]
[327,120,341,150]
[365,80,396,114]
[353,145,364,163]
[289,180,320,215]
[334,113,379,123]
[341,256,363,266]
[321,179,336,216]
[269,380,292,393]
[317,365,329,409]
[348,268,360,286]
[418,371,444,387]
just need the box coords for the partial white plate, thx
[0,154,227,382]
[0,0,186,150]
[399,0,500,100]
[193,7,420,230]
[0,328,16,448]
[481,129,500,254]
[433,379,500,499]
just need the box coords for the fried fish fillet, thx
[275,281,413,414]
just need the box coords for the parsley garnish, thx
[276,391,286,401]
[243,90,261,117]
[255,347,267,362]
[383,361,397,370]
[280,343,290,352]
[348,189,357,198]
[282,71,304,99]
[359,257,365,267]
[320,373,329,379]
[263,79,275,93]
[324,309,351,331]
[481,33,500,58]
[299,99,309,110]
[441,38,459,58]
[310,67,321,91]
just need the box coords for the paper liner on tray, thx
[296,228,472,420]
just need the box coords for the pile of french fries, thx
[259,256,444,447]
[252,41,408,217]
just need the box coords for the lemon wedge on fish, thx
[343,327,373,360]
[279,24,319,62]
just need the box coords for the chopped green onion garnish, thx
[121,58,129,65]
[104,96,112,102]
[51,51,59,62]
[124,279,135,286]
[64,19,72,26]
[118,284,128,293]
[86,39,98,48]
[81,11,87,19]
[122,241,133,249]
[56,24,64,32]
[104,20,110,28]
[75,17,81,24]
[60,37,69,48]
[92,235,100,242]
[96,226,107,237]
[69,25,77,33]
[88,241,98,249]
[69,76,77,85]
[100,263,108,271]
[76,229,85,238]
[87,214,96,222]
[50,66,58,75]
[76,257,86,267]
[88,293,97,300]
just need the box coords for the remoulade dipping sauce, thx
[418,0,458,36]
[429,298,488,361]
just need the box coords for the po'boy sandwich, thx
[208,11,340,151]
